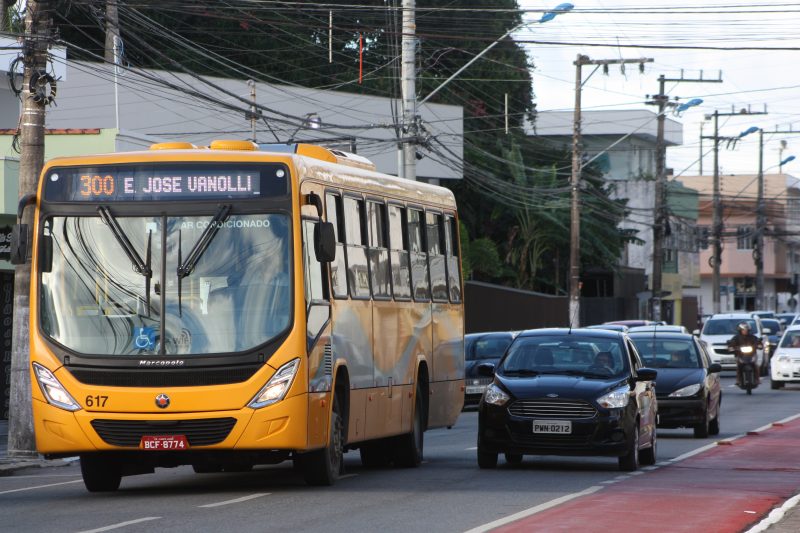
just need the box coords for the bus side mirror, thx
[9,224,29,265]
[314,222,336,263]
[39,234,52,273]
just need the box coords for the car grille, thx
[508,399,597,420]
[90,418,237,447]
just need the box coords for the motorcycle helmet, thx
[737,322,750,333]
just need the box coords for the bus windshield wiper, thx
[97,206,152,316]
[176,205,232,315]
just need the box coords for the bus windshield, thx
[40,212,291,356]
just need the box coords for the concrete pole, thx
[712,111,722,314]
[569,55,584,328]
[401,0,416,181]
[9,0,51,457]
[104,0,120,64]
[755,129,765,310]
[651,75,667,323]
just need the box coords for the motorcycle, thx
[735,344,758,395]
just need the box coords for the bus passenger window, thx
[388,205,411,299]
[326,193,348,299]
[344,196,370,299]
[407,208,430,301]
[444,215,462,303]
[427,212,448,302]
[367,201,391,299]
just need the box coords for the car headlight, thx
[669,383,702,397]
[483,384,510,406]
[776,354,790,363]
[248,358,300,409]
[597,386,630,409]
[32,362,81,412]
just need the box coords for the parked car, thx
[769,325,800,389]
[698,313,766,373]
[586,324,629,332]
[776,313,797,327]
[476,328,658,471]
[760,318,782,358]
[752,310,776,320]
[629,331,722,438]
[628,325,689,334]
[464,331,517,407]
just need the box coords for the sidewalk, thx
[0,419,68,473]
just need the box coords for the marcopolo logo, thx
[155,393,170,409]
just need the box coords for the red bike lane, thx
[486,418,800,533]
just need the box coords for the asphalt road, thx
[2,374,798,533]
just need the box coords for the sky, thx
[516,0,800,179]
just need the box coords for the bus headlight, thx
[248,358,300,409]
[32,362,81,412]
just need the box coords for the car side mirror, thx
[692,329,700,336]
[636,367,657,382]
[9,224,29,265]
[314,222,336,263]
[708,363,722,374]
[477,363,495,377]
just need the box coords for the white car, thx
[770,325,800,389]
[699,313,765,371]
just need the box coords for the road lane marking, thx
[198,493,270,508]
[77,517,160,533]
[0,479,82,494]
[463,485,604,533]
[464,447,477,451]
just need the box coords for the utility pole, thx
[569,54,653,327]
[646,71,720,323]
[9,0,53,457]
[703,105,768,314]
[755,128,765,310]
[104,0,120,63]
[400,0,416,181]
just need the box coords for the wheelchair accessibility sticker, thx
[133,326,156,351]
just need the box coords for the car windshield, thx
[762,319,781,334]
[780,331,800,348]
[499,335,629,378]
[703,318,757,336]
[466,334,513,361]
[630,337,701,368]
[40,213,291,356]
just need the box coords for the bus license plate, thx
[533,421,571,434]
[140,435,189,450]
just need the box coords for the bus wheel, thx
[301,395,344,486]
[80,455,122,492]
[394,383,425,467]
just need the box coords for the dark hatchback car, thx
[464,332,516,408]
[629,332,722,438]
[477,329,658,471]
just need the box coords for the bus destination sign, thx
[43,164,289,202]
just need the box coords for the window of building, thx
[737,226,754,250]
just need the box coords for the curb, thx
[0,456,76,475]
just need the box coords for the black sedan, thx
[477,328,658,471]
[629,331,721,438]
[464,331,516,408]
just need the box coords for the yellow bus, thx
[10,140,464,491]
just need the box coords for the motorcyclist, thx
[728,322,761,387]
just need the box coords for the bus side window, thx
[388,204,411,300]
[444,214,462,303]
[407,208,430,301]
[367,200,391,299]
[344,196,371,299]
[427,212,448,302]
[326,192,349,299]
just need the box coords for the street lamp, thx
[780,155,796,167]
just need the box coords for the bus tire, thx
[80,455,122,492]
[394,382,425,468]
[301,394,344,486]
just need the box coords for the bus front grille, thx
[68,366,261,387]
[90,418,237,447]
